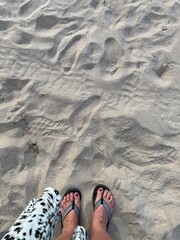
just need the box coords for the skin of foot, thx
[92,187,115,232]
[60,192,80,236]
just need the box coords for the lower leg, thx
[56,227,75,240]
[91,223,112,240]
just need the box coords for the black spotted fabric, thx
[72,226,88,240]
[2,187,61,240]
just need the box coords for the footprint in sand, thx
[19,0,50,18]
[11,30,33,46]
[69,95,101,136]
[0,20,13,31]
[77,42,102,70]
[99,37,124,81]
[104,116,177,167]
[0,78,30,103]
[36,15,60,30]
[0,147,19,175]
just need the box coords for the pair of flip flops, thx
[61,184,112,229]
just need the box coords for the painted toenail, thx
[99,188,103,192]
[75,193,79,196]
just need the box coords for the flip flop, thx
[92,184,112,230]
[61,188,81,226]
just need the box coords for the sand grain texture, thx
[0,0,180,239]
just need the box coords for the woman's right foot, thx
[61,191,80,235]
[92,187,115,231]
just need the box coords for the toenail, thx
[99,188,103,192]
[75,193,79,196]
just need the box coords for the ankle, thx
[91,223,107,239]
[92,217,107,231]
[62,224,75,236]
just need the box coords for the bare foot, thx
[92,187,115,231]
[61,192,80,235]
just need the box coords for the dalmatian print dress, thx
[2,187,87,240]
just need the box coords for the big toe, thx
[74,192,81,208]
[95,187,104,202]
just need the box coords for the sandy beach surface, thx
[0,0,180,239]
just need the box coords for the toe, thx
[66,193,70,202]
[107,191,112,200]
[74,192,80,208]
[74,192,80,199]
[110,195,114,202]
[70,192,74,202]
[103,189,109,198]
[63,195,67,202]
[96,187,103,201]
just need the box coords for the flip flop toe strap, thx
[103,200,111,223]
[62,204,80,222]
[94,199,111,224]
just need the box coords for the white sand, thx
[0,0,180,239]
